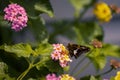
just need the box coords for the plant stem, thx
[73,61,91,77]
[70,56,86,75]
[17,64,33,80]
[97,67,114,76]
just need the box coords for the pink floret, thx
[4,3,28,31]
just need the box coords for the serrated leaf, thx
[102,44,120,57]
[90,55,106,70]
[35,43,53,55]
[0,62,15,80]
[35,51,64,74]
[0,62,8,75]
[34,43,63,74]
[28,17,48,44]
[35,56,50,70]
[87,48,106,70]
[0,74,15,80]
[87,43,120,70]
[33,43,53,71]
[74,22,103,44]
[0,43,33,57]
[10,0,53,17]
[44,60,64,74]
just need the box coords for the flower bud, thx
[91,39,102,48]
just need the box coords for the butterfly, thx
[67,43,90,59]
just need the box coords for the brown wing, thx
[67,43,90,59]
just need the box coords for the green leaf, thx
[74,22,103,44]
[90,76,97,80]
[0,0,9,14]
[28,78,37,80]
[0,15,10,27]
[49,21,103,44]
[35,43,53,55]
[0,62,8,75]
[69,0,91,12]
[49,20,76,43]
[34,44,63,74]
[90,55,106,70]
[34,0,54,17]
[10,0,54,17]
[102,44,120,57]
[87,43,120,70]
[35,56,50,70]
[32,43,53,71]
[0,43,33,57]
[44,60,64,74]
[87,48,106,70]
[0,15,13,44]
[28,17,48,44]
[0,62,15,80]
[0,74,15,80]
[34,43,64,74]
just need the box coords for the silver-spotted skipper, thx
[67,43,90,59]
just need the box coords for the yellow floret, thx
[61,44,69,55]
[60,74,75,80]
[115,71,120,80]
[93,2,112,22]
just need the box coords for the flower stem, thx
[73,61,91,77]
[97,67,114,76]
[17,63,33,80]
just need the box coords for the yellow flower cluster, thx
[115,71,120,80]
[60,74,75,80]
[93,2,112,22]
[59,44,71,62]
[51,44,72,67]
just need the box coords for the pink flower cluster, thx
[4,3,28,31]
[51,44,72,67]
[46,73,60,80]
[46,73,76,80]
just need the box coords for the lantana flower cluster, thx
[4,3,28,31]
[46,73,60,80]
[93,2,112,22]
[46,73,75,80]
[51,44,72,67]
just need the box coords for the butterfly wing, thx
[67,43,90,58]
